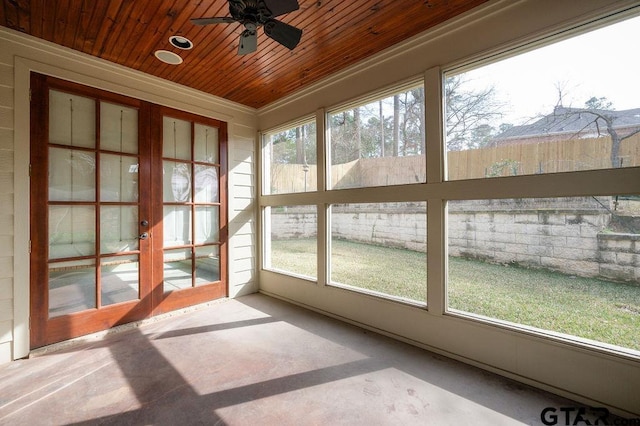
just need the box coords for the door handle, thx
[139,232,149,240]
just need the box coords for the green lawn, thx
[270,238,640,351]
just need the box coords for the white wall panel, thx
[0,106,12,129]
[0,150,13,171]
[0,320,12,343]
[227,134,257,297]
[0,51,12,363]
[0,86,12,108]
[0,128,12,150]
[0,251,12,279]
[0,299,12,322]
[0,64,13,86]
[0,278,11,298]
[0,342,11,364]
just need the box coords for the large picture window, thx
[259,12,640,360]
[448,196,640,352]
[445,16,640,180]
[263,119,317,195]
[328,84,426,189]
[330,202,427,305]
[441,15,640,355]
[264,205,317,280]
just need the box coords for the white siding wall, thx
[228,133,258,297]
[0,45,15,364]
[0,27,257,362]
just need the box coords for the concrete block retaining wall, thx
[332,210,427,252]
[449,209,638,283]
[269,207,319,240]
[271,200,639,283]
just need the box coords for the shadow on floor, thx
[0,293,624,425]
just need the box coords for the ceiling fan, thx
[191,0,303,55]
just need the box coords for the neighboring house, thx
[493,105,640,146]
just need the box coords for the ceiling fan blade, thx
[263,19,302,50]
[263,0,300,18]
[238,30,258,55]
[191,17,237,25]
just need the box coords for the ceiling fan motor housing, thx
[230,0,273,25]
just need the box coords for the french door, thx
[30,74,227,348]
[149,106,227,315]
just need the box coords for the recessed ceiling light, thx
[169,35,194,50]
[154,50,183,65]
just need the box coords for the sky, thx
[454,13,640,126]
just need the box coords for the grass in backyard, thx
[330,239,427,301]
[269,238,318,278]
[270,238,640,351]
[448,257,640,350]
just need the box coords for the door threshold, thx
[29,297,230,358]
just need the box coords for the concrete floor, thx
[0,294,607,425]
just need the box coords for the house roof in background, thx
[495,106,640,141]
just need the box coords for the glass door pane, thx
[162,116,194,292]
[100,206,138,253]
[194,165,218,203]
[46,90,100,319]
[97,100,143,307]
[48,259,96,317]
[161,113,223,294]
[101,255,139,306]
[164,161,192,203]
[100,154,139,202]
[195,246,220,285]
[49,90,96,148]
[47,92,143,316]
[194,124,218,163]
[163,206,192,247]
[163,117,191,160]
[100,102,138,154]
[164,248,193,291]
[195,206,219,244]
[48,148,96,202]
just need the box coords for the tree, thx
[409,88,426,155]
[470,124,495,148]
[354,107,362,159]
[295,126,304,163]
[328,88,427,163]
[330,110,361,164]
[445,74,504,151]
[379,100,385,157]
[270,122,317,165]
[553,95,640,168]
[392,94,400,156]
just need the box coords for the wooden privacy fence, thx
[448,134,640,180]
[270,135,640,191]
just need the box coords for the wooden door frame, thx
[29,74,228,348]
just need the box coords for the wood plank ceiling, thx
[1,0,488,109]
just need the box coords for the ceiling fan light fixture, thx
[154,50,183,65]
[169,35,193,50]
[191,0,302,55]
